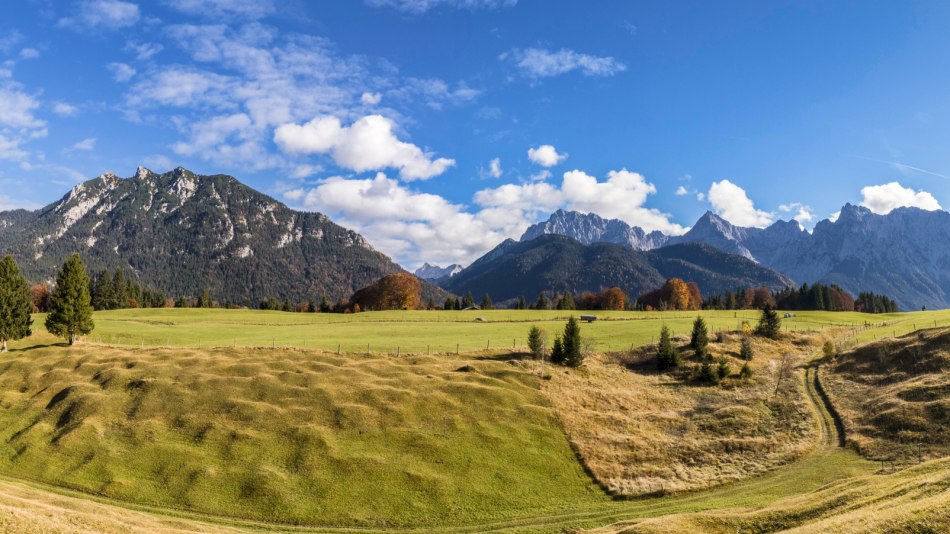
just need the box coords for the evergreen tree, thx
[556,289,576,310]
[656,325,680,370]
[534,292,548,310]
[562,316,583,367]
[112,268,128,309]
[91,269,114,310]
[550,335,565,365]
[444,297,455,310]
[426,297,435,310]
[516,295,527,310]
[320,295,331,313]
[756,303,782,339]
[307,299,317,313]
[739,362,753,380]
[690,316,708,355]
[0,255,33,352]
[717,358,731,380]
[462,292,475,309]
[700,360,720,384]
[45,254,94,345]
[740,335,754,361]
[527,325,544,359]
[481,293,494,310]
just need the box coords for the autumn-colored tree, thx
[31,283,51,313]
[686,282,702,311]
[578,291,599,310]
[350,272,422,311]
[752,287,776,309]
[600,287,627,311]
[667,279,690,310]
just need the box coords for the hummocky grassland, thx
[0,309,946,532]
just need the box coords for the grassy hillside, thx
[821,327,950,461]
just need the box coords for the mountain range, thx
[0,167,406,304]
[440,234,792,305]
[517,207,950,310]
[414,262,463,281]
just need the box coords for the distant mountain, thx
[441,234,792,304]
[414,262,463,281]
[521,207,950,310]
[0,167,416,304]
[521,209,669,250]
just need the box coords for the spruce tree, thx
[739,362,753,380]
[462,292,475,309]
[756,303,782,339]
[690,316,708,355]
[556,290,575,310]
[562,316,583,367]
[481,293,493,310]
[0,255,33,352]
[516,296,527,310]
[45,254,94,345]
[717,358,731,380]
[527,325,544,359]
[700,360,720,384]
[112,268,128,309]
[550,335,565,365]
[92,269,114,310]
[740,335,754,361]
[656,325,680,370]
[534,292,548,310]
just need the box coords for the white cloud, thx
[274,114,455,181]
[165,0,276,19]
[366,0,517,14]
[125,41,163,60]
[695,192,705,201]
[360,91,382,105]
[707,179,773,228]
[778,202,815,223]
[828,211,841,223]
[859,182,942,214]
[0,81,46,161]
[19,48,40,60]
[529,169,551,182]
[501,48,626,78]
[52,101,80,117]
[143,153,173,170]
[58,0,141,30]
[479,157,502,179]
[675,185,688,196]
[0,193,39,211]
[108,62,136,82]
[528,144,567,167]
[71,137,97,151]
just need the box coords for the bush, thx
[822,340,836,358]
[740,362,753,380]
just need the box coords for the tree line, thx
[702,283,899,313]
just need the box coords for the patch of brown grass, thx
[822,327,950,461]
[542,332,822,496]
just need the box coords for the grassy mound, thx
[0,344,603,527]
[542,332,819,496]
[822,327,950,461]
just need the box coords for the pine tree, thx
[739,362,753,380]
[740,335,754,361]
[516,296,527,310]
[556,289,575,310]
[320,295,331,313]
[45,254,94,345]
[534,292,548,310]
[717,358,731,380]
[656,325,680,370]
[699,361,719,384]
[562,316,583,367]
[690,316,708,355]
[462,292,475,309]
[756,303,782,339]
[112,269,128,309]
[527,325,544,359]
[481,293,493,310]
[550,335,565,365]
[0,256,33,352]
[91,269,114,310]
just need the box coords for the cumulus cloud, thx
[529,169,551,181]
[501,48,626,78]
[108,62,136,82]
[366,0,517,13]
[479,157,502,179]
[52,102,79,117]
[0,81,46,160]
[527,144,567,167]
[58,0,141,30]
[675,185,688,196]
[707,179,773,228]
[778,202,814,223]
[360,91,382,105]
[860,182,942,214]
[274,114,455,181]
[19,48,40,60]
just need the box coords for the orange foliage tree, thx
[638,278,701,311]
[350,272,422,311]
[600,287,627,310]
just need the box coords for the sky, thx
[1,0,949,269]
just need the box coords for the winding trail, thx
[0,361,876,533]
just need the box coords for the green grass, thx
[26,307,950,355]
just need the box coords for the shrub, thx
[822,340,836,358]
[740,362,753,379]
[656,325,680,370]
[740,335,754,361]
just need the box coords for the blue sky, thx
[1,0,949,268]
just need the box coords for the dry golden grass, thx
[606,456,950,534]
[542,332,824,496]
[822,327,950,461]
